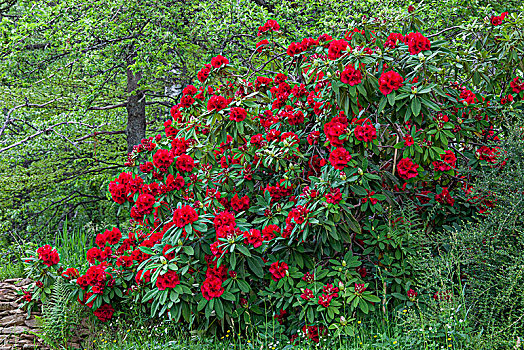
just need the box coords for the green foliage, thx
[408,119,524,347]
[39,277,88,348]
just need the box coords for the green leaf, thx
[215,298,224,319]
[247,256,264,278]
[197,297,207,311]
[411,98,421,117]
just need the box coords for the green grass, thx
[83,310,485,350]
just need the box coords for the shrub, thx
[25,12,524,341]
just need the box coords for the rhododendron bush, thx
[25,14,524,338]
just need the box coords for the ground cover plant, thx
[1,1,524,349]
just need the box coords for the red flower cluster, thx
[397,158,419,180]
[108,172,142,204]
[96,227,122,248]
[257,20,280,36]
[93,303,114,322]
[325,188,342,204]
[229,107,247,122]
[301,325,327,343]
[435,187,454,206]
[197,64,211,83]
[153,149,174,172]
[231,194,250,212]
[340,64,362,86]
[491,12,508,26]
[176,154,195,173]
[173,205,198,228]
[384,33,404,49]
[433,150,456,172]
[130,193,155,221]
[156,270,180,290]
[329,147,352,170]
[207,95,228,111]
[510,77,524,94]
[404,32,431,55]
[379,71,404,95]
[407,288,418,300]
[210,55,229,68]
[324,113,348,146]
[269,261,288,281]
[36,245,59,267]
[61,268,79,280]
[354,123,377,142]
[328,39,349,60]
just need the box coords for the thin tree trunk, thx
[125,51,145,153]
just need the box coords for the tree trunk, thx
[125,53,146,153]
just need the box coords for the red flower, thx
[256,39,269,52]
[231,194,250,212]
[354,123,377,142]
[407,289,418,300]
[229,107,247,122]
[491,12,508,26]
[197,64,211,83]
[379,71,404,95]
[510,77,524,94]
[301,288,314,300]
[269,261,288,281]
[404,32,431,55]
[325,188,342,204]
[135,269,151,285]
[262,224,280,241]
[173,205,198,228]
[201,275,224,300]
[435,187,454,206]
[302,325,327,343]
[213,211,236,230]
[384,33,404,49]
[403,135,414,146]
[179,95,194,108]
[93,304,114,322]
[329,147,352,170]
[61,268,79,280]
[318,293,332,307]
[36,245,60,267]
[153,149,174,172]
[307,131,320,145]
[207,95,228,111]
[210,55,229,68]
[340,64,362,86]
[156,270,180,290]
[176,154,195,172]
[397,158,419,179]
[324,115,348,146]
[328,39,349,60]
[258,20,280,36]
[244,229,263,248]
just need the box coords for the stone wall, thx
[0,278,47,350]
[0,278,92,350]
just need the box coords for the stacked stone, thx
[0,278,47,350]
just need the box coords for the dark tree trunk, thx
[125,53,145,153]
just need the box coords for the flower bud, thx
[358,168,364,176]
[338,281,345,290]
[340,172,347,180]
[160,256,167,265]
[340,316,347,326]
[342,260,347,267]
[327,72,332,78]
[418,52,425,62]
